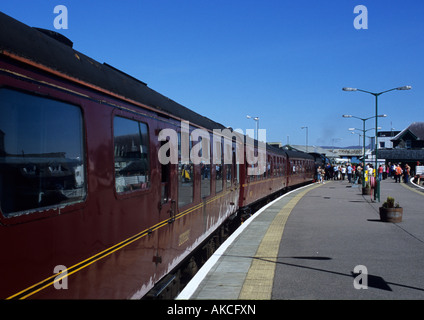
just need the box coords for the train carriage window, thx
[215,138,223,193]
[233,146,239,185]
[199,136,211,198]
[114,117,150,193]
[0,88,86,217]
[225,164,232,188]
[178,132,193,207]
[201,161,211,198]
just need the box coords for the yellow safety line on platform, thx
[400,182,424,197]
[239,183,321,299]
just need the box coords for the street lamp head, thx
[348,128,355,131]
[342,87,358,91]
[396,85,412,90]
[247,115,259,121]
[342,114,352,118]
[378,114,387,118]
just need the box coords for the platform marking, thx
[177,183,320,300]
[402,179,424,196]
[239,183,321,299]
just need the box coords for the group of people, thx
[388,162,411,183]
[316,162,413,184]
[316,163,356,184]
[374,162,411,183]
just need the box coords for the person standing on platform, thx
[347,163,353,183]
[394,164,402,183]
[341,165,346,180]
[404,164,410,183]
[317,166,323,184]
[378,165,383,181]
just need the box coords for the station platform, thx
[177,178,424,300]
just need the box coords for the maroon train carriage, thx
[238,145,315,216]
[238,144,287,215]
[0,12,314,299]
[0,12,242,299]
[285,149,315,188]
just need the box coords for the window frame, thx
[214,137,224,194]
[0,85,88,224]
[112,113,152,199]
[199,135,212,199]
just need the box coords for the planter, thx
[379,207,403,223]
[362,187,372,195]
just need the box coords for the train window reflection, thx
[178,132,193,207]
[0,88,86,217]
[114,117,150,193]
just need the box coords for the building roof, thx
[378,149,424,161]
[282,145,338,158]
[392,122,424,141]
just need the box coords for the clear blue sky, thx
[1,0,423,148]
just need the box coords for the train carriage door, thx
[113,114,159,295]
[233,140,240,187]
[154,126,179,294]
[158,139,177,222]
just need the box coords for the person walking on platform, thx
[356,165,362,185]
[394,164,402,183]
[325,163,332,181]
[317,166,323,184]
[378,165,383,181]
[404,164,410,183]
[333,165,339,180]
[347,163,353,183]
[391,163,396,179]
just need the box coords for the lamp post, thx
[350,131,361,148]
[342,86,411,202]
[301,126,309,152]
[246,115,259,141]
[343,114,387,187]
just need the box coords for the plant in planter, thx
[379,196,403,222]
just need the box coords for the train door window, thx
[160,140,170,204]
[201,162,211,198]
[225,164,232,188]
[215,138,223,193]
[200,136,211,199]
[280,158,283,176]
[267,155,272,178]
[0,88,86,217]
[224,139,232,188]
[276,157,280,176]
[178,133,193,207]
[114,116,150,193]
[233,146,239,185]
